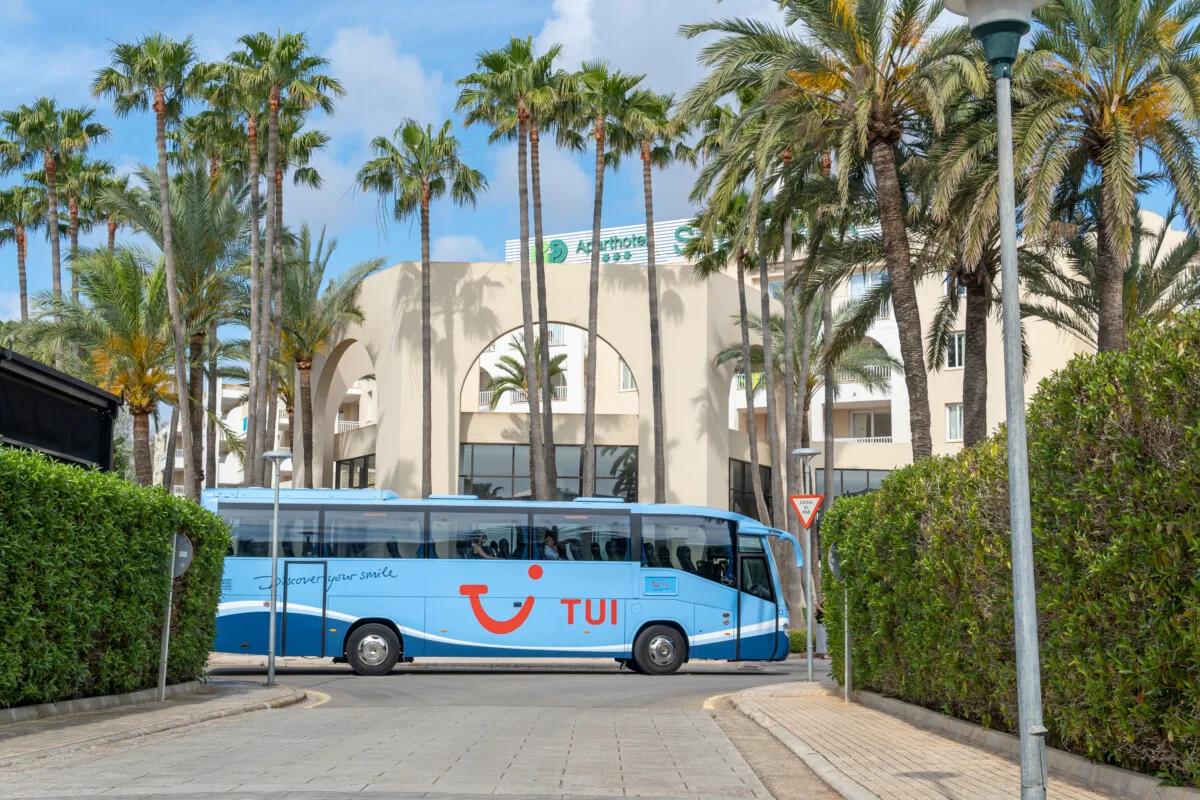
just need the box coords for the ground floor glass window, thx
[334,453,375,489]
[459,443,637,502]
[728,459,773,522]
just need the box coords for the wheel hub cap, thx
[358,634,389,667]
[648,635,675,667]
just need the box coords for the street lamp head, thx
[263,450,292,463]
[791,447,820,464]
[944,0,1049,76]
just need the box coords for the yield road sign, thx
[789,494,824,529]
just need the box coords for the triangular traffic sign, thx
[789,494,824,529]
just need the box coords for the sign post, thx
[157,532,193,701]
[789,494,824,681]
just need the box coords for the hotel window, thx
[946,403,964,442]
[728,459,773,522]
[548,323,566,346]
[813,468,893,496]
[334,453,376,489]
[849,271,890,319]
[619,360,637,392]
[459,443,637,502]
[849,411,892,440]
[947,331,965,369]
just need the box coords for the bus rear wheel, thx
[633,625,685,675]
[346,623,400,676]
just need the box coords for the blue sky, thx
[0,0,783,318]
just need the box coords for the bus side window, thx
[219,508,319,558]
[324,509,422,558]
[641,515,735,586]
[531,513,631,561]
[428,510,528,559]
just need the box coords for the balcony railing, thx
[511,389,528,403]
[335,419,361,434]
[552,384,567,401]
[835,364,892,385]
[735,372,764,390]
[834,435,894,444]
[478,389,495,407]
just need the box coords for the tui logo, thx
[459,564,543,634]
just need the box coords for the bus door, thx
[736,534,778,660]
[282,560,327,656]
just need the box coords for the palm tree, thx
[682,6,975,461]
[571,61,643,497]
[279,226,383,488]
[611,90,690,503]
[0,185,43,320]
[457,37,564,497]
[687,194,770,522]
[104,163,248,496]
[1024,205,1200,348]
[93,33,203,499]
[355,119,485,498]
[56,155,114,301]
[0,99,109,302]
[27,248,173,485]
[486,336,567,410]
[1018,0,1200,352]
[97,174,133,253]
[203,61,267,484]
[229,31,343,483]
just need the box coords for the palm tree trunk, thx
[757,223,784,527]
[16,227,27,320]
[581,116,605,498]
[286,402,295,459]
[529,123,557,495]
[1094,198,1128,351]
[160,406,177,491]
[68,196,79,303]
[516,115,546,499]
[798,295,812,451]
[299,362,314,489]
[107,216,117,254]
[265,162,284,466]
[244,117,262,486]
[818,282,835,603]
[870,139,932,460]
[256,90,281,486]
[641,141,666,504]
[420,189,434,498]
[154,89,198,500]
[43,152,61,302]
[782,216,799,522]
[188,330,206,497]
[737,254,770,522]
[205,320,218,488]
[131,410,153,486]
[963,272,989,446]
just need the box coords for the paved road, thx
[0,657,838,800]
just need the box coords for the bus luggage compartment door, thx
[282,560,327,656]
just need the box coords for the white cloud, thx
[431,234,492,261]
[284,148,375,232]
[535,0,780,94]
[0,291,20,321]
[322,27,444,145]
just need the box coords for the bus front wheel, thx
[346,623,401,676]
[633,625,685,675]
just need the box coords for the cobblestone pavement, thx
[734,682,1118,800]
[0,659,818,799]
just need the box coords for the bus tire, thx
[633,625,685,676]
[346,623,400,676]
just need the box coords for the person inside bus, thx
[542,529,561,560]
[469,531,496,559]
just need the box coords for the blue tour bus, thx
[203,489,802,676]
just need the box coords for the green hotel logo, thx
[545,239,568,263]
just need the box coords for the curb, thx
[0,681,204,725]
[0,686,307,769]
[726,690,880,800]
[849,688,1200,800]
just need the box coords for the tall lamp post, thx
[941,1,1048,796]
[263,449,292,687]
[792,446,820,682]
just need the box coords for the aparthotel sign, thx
[504,219,695,265]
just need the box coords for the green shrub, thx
[788,626,807,653]
[0,447,228,708]
[822,313,1200,786]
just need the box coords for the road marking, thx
[302,690,331,709]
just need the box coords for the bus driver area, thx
[206,489,800,677]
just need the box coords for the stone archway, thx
[307,337,376,488]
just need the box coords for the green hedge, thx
[821,313,1200,786]
[0,447,228,708]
